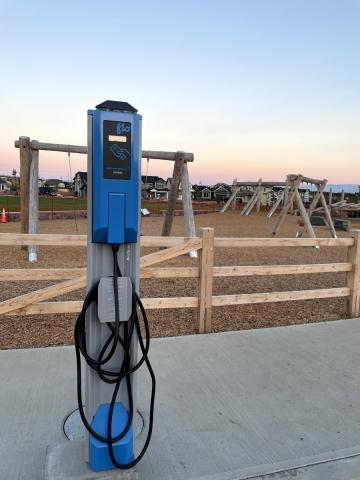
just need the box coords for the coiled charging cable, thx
[74,244,156,469]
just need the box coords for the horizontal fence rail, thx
[0,263,353,281]
[4,288,351,317]
[0,230,359,333]
[0,233,355,248]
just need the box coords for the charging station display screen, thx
[103,120,131,180]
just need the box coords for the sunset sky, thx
[0,0,359,184]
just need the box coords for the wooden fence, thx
[0,228,359,333]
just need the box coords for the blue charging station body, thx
[86,101,141,471]
[89,402,134,471]
[89,106,141,244]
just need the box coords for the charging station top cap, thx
[95,100,137,113]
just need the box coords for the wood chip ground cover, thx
[0,211,357,349]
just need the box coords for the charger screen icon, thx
[110,144,128,161]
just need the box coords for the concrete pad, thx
[45,441,137,480]
[1,319,360,480]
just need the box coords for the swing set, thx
[15,137,196,261]
[220,174,337,239]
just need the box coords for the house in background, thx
[141,175,168,199]
[0,175,17,191]
[299,188,312,204]
[236,188,254,204]
[166,177,195,201]
[266,186,313,206]
[193,185,212,200]
[73,172,87,197]
[193,184,231,201]
[212,184,231,202]
[0,178,11,192]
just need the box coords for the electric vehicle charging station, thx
[74,101,155,473]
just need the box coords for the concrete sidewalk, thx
[1,318,360,479]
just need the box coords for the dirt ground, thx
[1,211,358,349]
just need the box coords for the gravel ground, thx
[0,211,358,349]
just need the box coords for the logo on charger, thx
[116,122,131,135]
[110,144,128,161]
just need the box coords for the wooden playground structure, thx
[220,174,353,239]
[220,179,286,215]
[271,174,337,238]
[15,137,196,261]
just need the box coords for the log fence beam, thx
[0,233,354,248]
[140,238,201,268]
[0,275,86,315]
[5,287,350,316]
[0,262,351,282]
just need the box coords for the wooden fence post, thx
[28,141,39,262]
[19,136,32,250]
[347,230,360,317]
[198,227,214,333]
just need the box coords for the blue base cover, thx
[89,402,133,471]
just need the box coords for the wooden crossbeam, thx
[14,140,195,162]
[288,174,324,185]
[0,275,86,315]
[140,238,202,268]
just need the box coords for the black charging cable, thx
[74,244,156,469]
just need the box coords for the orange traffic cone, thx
[1,208,7,223]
